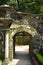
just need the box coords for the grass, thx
[0,60,2,63]
[35,53,43,64]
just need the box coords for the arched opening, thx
[9,25,37,61]
[13,31,32,59]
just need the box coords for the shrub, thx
[35,53,43,65]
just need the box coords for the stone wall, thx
[0,32,5,60]
[25,15,43,53]
[9,14,43,60]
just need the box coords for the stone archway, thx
[13,31,32,58]
[2,15,42,65]
[0,5,42,65]
[9,24,37,60]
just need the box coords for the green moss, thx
[35,53,43,64]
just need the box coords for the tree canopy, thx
[0,0,43,14]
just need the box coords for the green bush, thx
[35,53,43,64]
[16,36,30,45]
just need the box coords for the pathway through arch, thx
[8,45,33,65]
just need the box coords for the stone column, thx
[5,31,9,59]
[9,37,13,61]
[3,31,10,65]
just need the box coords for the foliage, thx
[0,0,43,14]
[16,35,30,45]
[0,0,10,5]
[35,53,43,64]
